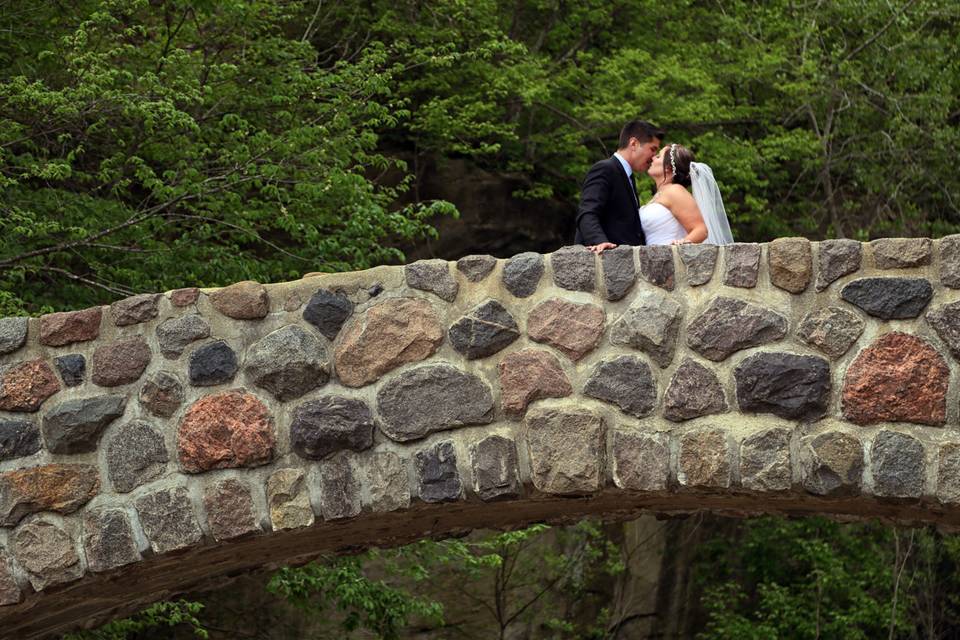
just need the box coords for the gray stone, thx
[797,306,865,359]
[723,243,761,288]
[203,479,259,540]
[679,244,717,286]
[361,451,410,513]
[0,419,41,461]
[663,358,727,422]
[156,314,210,359]
[318,452,362,520]
[290,396,375,460]
[54,354,85,387]
[138,371,184,418]
[639,245,675,290]
[940,235,960,288]
[678,429,732,489]
[938,443,960,504]
[244,325,329,401]
[601,245,636,301]
[42,394,127,454]
[872,238,932,269]
[469,435,521,501]
[840,277,933,320]
[551,245,596,292]
[106,421,168,493]
[415,441,462,503]
[686,297,787,361]
[926,300,960,359]
[0,317,28,355]
[266,468,314,530]
[13,520,82,590]
[502,252,544,298]
[377,364,494,442]
[609,289,681,367]
[816,239,862,291]
[456,255,497,282]
[405,259,459,302]
[735,352,830,421]
[611,430,670,491]
[740,428,792,492]
[111,293,161,326]
[303,289,354,340]
[0,552,20,605]
[188,340,238,386]
[800,431,863,496]
[83,509,140,572]
[583,355,656,418]
[91,336,151,387]
[525,406,604,495]
[448,300,520,359]
[135,486,203,554]
[871,431,924,498]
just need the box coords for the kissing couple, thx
[574,120,734,254]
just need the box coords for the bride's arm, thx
[661,186,708,244]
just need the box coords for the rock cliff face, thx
[3,237,960,637]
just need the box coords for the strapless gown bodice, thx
[639,202,686,245]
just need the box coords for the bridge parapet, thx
[2,236,960,636]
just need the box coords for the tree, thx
[0,0,455,315]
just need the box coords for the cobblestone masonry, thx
[5,237,960,637]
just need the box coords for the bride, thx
[640,143,734,246]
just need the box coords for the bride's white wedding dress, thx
[639,202,687,245]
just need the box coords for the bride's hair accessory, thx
[689,162,734,245]
[669,144,677,176]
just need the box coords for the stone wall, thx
[3,237,960,637]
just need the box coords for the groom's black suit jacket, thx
[574,155,645,246]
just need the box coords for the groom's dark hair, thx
[618,120,665,149]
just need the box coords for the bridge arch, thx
[2,237,960,637]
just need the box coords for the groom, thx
[574,120,664,254]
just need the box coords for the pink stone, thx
[39,307,102,346]
[334,298,443,387]
[0,359,60,412]
[843,332,949,426]
[178,391,275,473]
[169,287,200,307]
[498,348,572,417]
[209,281,269,319]
[91,337,152,387]
[527,298,605,361]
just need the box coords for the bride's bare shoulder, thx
[660,183,693,202]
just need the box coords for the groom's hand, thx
[587,242,617,254]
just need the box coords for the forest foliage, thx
[4,1,960,638]
[1,0,959,314]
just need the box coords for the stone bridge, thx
[3,238,960,637]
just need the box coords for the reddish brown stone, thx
[498,348,572,417]
[91,337,151,387]
[178,390,275,473]
[203,479,259,541]
[0,359,60,412]
[209,281,269,319]
[39,307,102,346]
[334,298,443,387]
[842,332,949,426]
[768,237,812,293]
[527,298,605,361]
[170,287,200,307]
[0,464,100,527]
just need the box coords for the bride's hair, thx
[667,144,695,188]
